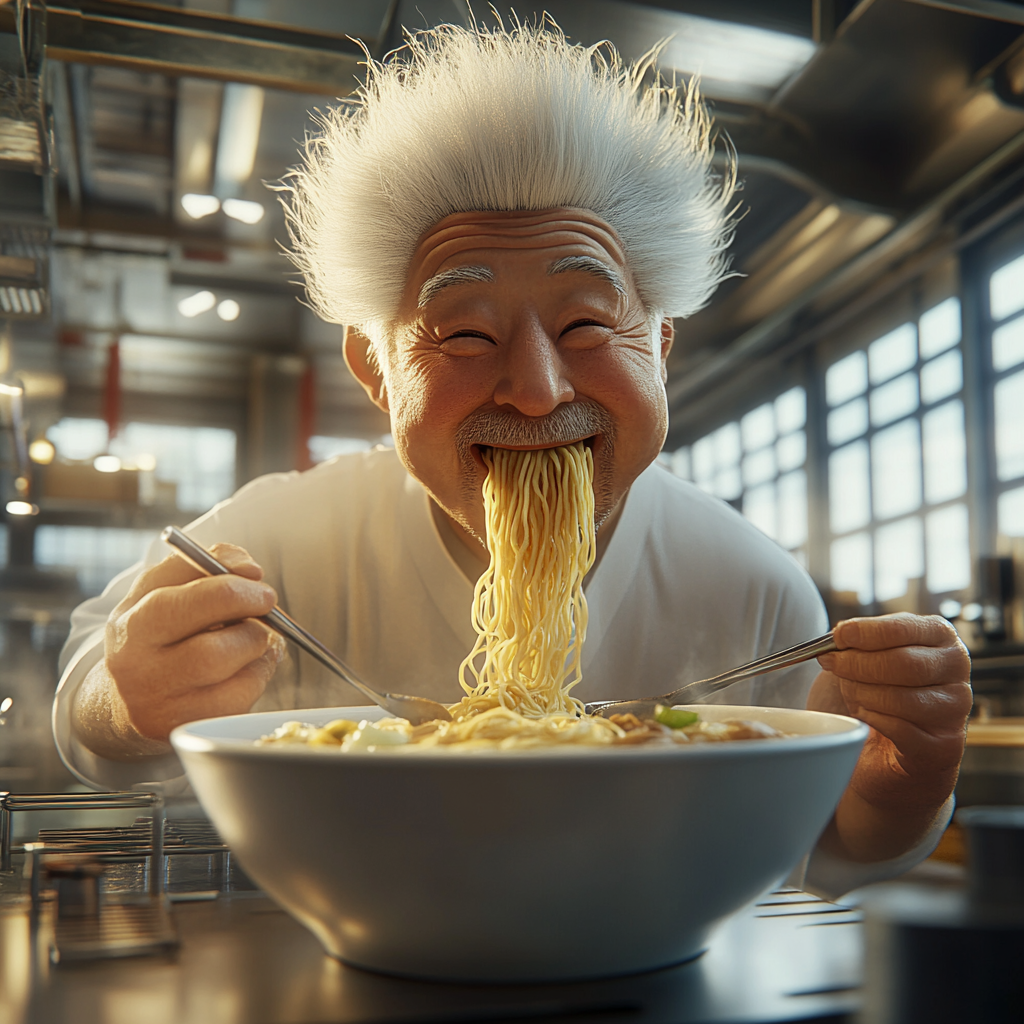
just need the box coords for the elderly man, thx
[54,23,970,896]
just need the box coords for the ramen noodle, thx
[261,443,787,751]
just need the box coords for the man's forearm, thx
[71,661,173,762]
[818,787,948,863]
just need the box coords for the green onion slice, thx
[654,705,699,729]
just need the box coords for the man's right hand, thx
[72,543,285,759]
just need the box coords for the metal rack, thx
[0,790,232,897]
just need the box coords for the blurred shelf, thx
[970,644,1024,680]
[17,502,192,530]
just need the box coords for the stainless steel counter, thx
[3,886,861,1024]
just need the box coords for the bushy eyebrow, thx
[417,265,494,307]
[547,255,626,297]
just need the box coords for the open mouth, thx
[471,435,598,471]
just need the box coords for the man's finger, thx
[128,653,278,741]
[833,612,961,652]
[110,618,280,697]
[164,620,281,689]
[854,706,967,776]
[818,641,971,688]
[118,542,263,612]
[116,574,277,648]
[839,677,973,732]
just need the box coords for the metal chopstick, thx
[668,632,838,704]
[160,526,387,709]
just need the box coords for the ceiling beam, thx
[666,121,1024,428]
[903,0,1024,26]
[0,1,368,95]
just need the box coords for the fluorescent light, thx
[217,298,241,321]
[660,17,817,96]
[181,193,221,219]
[94,455,121,473]
[0,382,22,396]
[28,438,55,464]
[0,697,11,714]
[6,501,37,515]
[178,290,216,318]
[222,198,264,225]
[215,83,264,187]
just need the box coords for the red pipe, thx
[103,339,120,442]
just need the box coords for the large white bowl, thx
[172,704,867,982]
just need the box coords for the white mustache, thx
[455,402,614,455]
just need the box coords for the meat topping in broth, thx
[258,706,790,753]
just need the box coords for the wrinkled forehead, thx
[405,208,631,300]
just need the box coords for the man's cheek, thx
[572,342,662,392]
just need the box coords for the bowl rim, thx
[171,704,869,764]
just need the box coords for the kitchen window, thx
[46,418,237,512]
[666,386,808,563]
[824,297,970,605]
[990,251,1024,541]
[35,526,158,596]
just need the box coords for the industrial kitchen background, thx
[1,0,1023,793]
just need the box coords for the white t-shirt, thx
[52,449,950,894]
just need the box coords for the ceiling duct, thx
[0,0,52,320]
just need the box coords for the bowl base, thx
[325,945,711,986]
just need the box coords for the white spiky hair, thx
[279,18,736,347]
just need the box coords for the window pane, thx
[742,447,776,487]
[869,323,917,385]
[111,423,237,512]
[743,482,776,540]
[828,397,868,446]
[715,466,743,501]
[874,516,924,602]
[692,435,716,488]
[990,252,1024,323]
[35,526,158,596]
[999,485,1024,536]
[775,386,807,434]
[831,532,873,605]
[920,349,962,405]
[829,440,871,533]
[713,422,742,468]
[993,314,1024,372]
[826,350,868,407]
[308,436,372,463]
[922,400,967,504]
[776,430,806,472]
[47,418,109,461]
[870,371,919,426]
[926,504,971,593]
[741,403,776,452]
[995,368,1024,482]
[670,448,691,480]
[777,470,808,549]
[872,419,922,519]
[919,297,961,359]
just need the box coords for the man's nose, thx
[492,325,575,416]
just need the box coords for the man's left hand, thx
[807,612,972,862]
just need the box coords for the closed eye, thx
[561,319,608,335]
[444,330,494,343]
[437,330,496,357]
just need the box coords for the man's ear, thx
[343,325,389,413]
[659,316,675,383]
